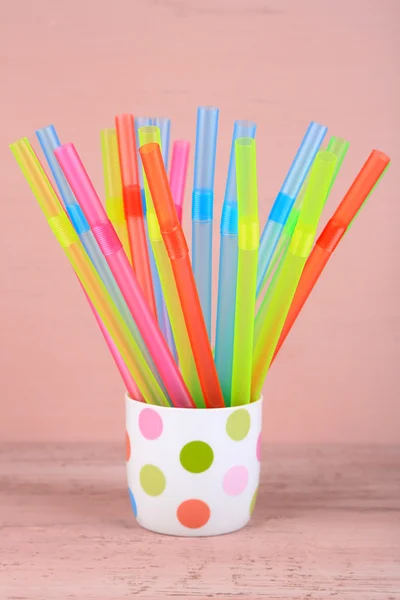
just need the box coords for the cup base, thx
[135,515,252,537]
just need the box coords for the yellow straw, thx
[11,138,169,407]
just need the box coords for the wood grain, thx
[1,444,399,599]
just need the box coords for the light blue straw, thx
[134,117,176,360]
[192,106,219,340]
[214,120,256,405]
[256,121,327,297]
[36,124,170,402]
[151,117,176,360]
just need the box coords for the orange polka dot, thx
[126,431,131,462]
[177,499,210,529]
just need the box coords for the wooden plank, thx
[0,444,399,599]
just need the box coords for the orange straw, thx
[272,150,390,361]
[115,114,157,316]
[139,142,225,409]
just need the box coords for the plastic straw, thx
[84,288,139,398]
[151,118,176,356]
[215,120,256,404]
[55,142,195,409]
[231,138,259,406]
[257,136,349,301]
[139,127,203,406]
[136,126,176,356]
[134,118,173,352]
[252,150,338,401]
[37,125,142,400]
[255,136,350,339]
[36,125,167,400]
[140,142,225,409]
[115,114,156,316]
[100,128,131,261]
[11,138,169,406]
[170,140,190,224]
[272,150,390,360]
[134,116,153,212]
[153,117,171,170]
[192,106,219,339]
[256,122,327,297]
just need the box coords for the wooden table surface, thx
[1,444,399,599]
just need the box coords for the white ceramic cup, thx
[126,394,263,537]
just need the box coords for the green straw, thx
[254,136,349,343]
[251,150,337,401]
[231,138,259,406]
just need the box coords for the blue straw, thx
[214,120,256,405]
[152,117,176,360]
[256,121,327,297]
[153,117,171,171]
[36,124,169,399]
[192,106,219,339]
[135,117,176,359]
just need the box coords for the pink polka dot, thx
[256,432,262,462]
[223,466,249,496]
[138,408,163,440]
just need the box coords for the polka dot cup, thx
[126,394,263,537]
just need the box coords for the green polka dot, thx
[180,441,214,473]
[226,409,251,441]
[250,488,258,516]
[139,465,166,496]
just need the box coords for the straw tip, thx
[198,105,219,114]
[139,142,160,156]
[371,149,390,165]
[36,124,54,136]
[115,113,134,125]
[235,137,255,147]
[173,139,190,150]
[54,142,74,157]
[10,137,29,150]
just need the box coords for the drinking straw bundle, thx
[11,109,390,410]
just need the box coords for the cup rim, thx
[125,393,263,413]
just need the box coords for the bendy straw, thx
[135,117,174,353]
[11,138,169,406]
[36,125,142,400]
[55,142,195,409]
[257,136,349,301]
[140,142,225,409]
[252,150,337,401]
[115,114,156,317]
[169,140,190,224]
[215,120,256,404]
[272,149,391,361]
[256,121,327,297]
[139,127,203,406]
[255,136,350,341]
[36,124,163,400]
[149,118,175,357]
[100,128,131,261]
[137,125,175,357]
[192,106,219,339]
[231,137,259,407]
[134,116,153,213]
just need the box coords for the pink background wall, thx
[1,0,398,443]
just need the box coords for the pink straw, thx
[55,143,195,409]
[169,140,190,224]
[83,287,142,400]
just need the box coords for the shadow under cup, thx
[126,394,263,537]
